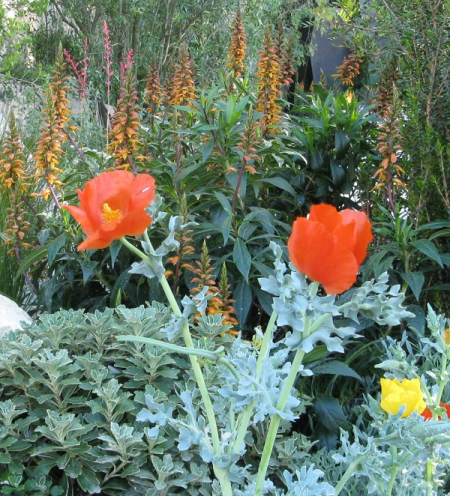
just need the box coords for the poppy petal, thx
[288,217,359,294]
[63,171,157,251]
[62,204,96,235]
[129,174,156,210]
[309,204,342,233]
[340,209,373,265]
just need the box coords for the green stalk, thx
[119,236,232,495]
[254,310,313,496]
[231,311,278,454]
[435,353,447,407]
[426,459,434,496]
[386,445,398,495]
[334,455,363,496]
[116,335,240,380]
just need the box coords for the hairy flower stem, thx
[119,235,233,495]
[231,310,278,454]
[116,335,239,380]
[426,459,434,496]
[387,445,399,495]
[435,353,448,408]
[334,455,364,495]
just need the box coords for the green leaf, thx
[233,238,251,281]
[313,397,350,434]
[429,228,450,240]
[441,253,450,266]
[225,94,235,124]
[405,304,426,335]
[109,240,122,268]
[77,470,101,494]
[233,279,252,327]
[411,239,443,267]
[415,220,450,231]
[214,191,232,213]
[110,270,132,307]
[401,271,425,301]
[220,215,232,245]
[261,177,296,196]
[303,345,328,365]
[14,245,48,281]
[330,159,345,187]
[47,234,67,266]
[310,149,324,170]
[312,361,363,382]
[235,95,250,113]
[335,130,350,155]
[202,138,215,162]
[79,261,99,285]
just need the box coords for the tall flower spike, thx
[227,4,247,78]
[372,61,404,213]
[332,51,363,87]
[186,240,218,297]
[0,112,28,192]
[51,45,72,134]
[33,88,66,200]
[273,18,295,87]
[169,43,197,107]
[255,27,283,135]
[3,196,32,258]
[64,38,89,99]
[108,53,143,170]
[165,193,195,293]
[209,263,239,329]
[145,57,164,115]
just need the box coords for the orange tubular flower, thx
[63,171,156,251]
[421,403,450,421]
[287,204,373,294]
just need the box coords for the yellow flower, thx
[380,378,426,417]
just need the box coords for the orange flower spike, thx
[288,204,373,295]
[63,171,156,251]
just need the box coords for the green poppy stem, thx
[231,310,278,454]
[426,459,434,496]
[334,455,364,495]
[435,353,447,408]
[119,236,233,496]
[386,445,398,495]
[254,292,317,496]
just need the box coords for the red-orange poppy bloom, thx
[63,170,156,250]
[287,204,373,294]
[421,403,450,421]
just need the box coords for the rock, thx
[0,294,32,337]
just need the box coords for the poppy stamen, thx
[101,203,123,223]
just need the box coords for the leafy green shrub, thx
[0,304,318,494]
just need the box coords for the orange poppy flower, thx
[421,403,450,421]
[63,170,156,250]
[287,204,373,294]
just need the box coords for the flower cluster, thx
[227,4,247,78]
[169,43,197,107]
[0,113,28,192]
[255,27,283,134]
[107,52,143,170]
[145,57,164,114]
[332,51,363,87]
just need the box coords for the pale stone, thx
[0,294,32,337]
